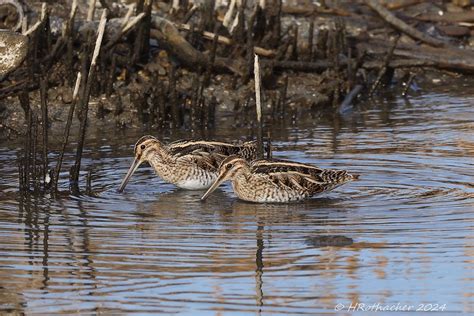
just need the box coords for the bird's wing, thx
[167,139,257,160]
[252,159,353,191]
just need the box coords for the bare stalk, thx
[254,54,263,159]
[53,72,81,193]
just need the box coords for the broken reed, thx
[70,10,107,194]
[52,73,82,193]
[18,6,109,196]
[18,5,51,194]
[254,54,264,159]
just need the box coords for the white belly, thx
[176,177,216,190]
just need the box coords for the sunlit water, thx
[1,84,473,314]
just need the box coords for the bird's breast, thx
[176,177,216,190]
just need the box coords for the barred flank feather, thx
[206,156,359,203]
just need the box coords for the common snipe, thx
[118,136,258,192]
[201,156,359,203]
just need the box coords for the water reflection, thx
[255,222,264,312]
[0,84,473,313]
[305,235,353,248]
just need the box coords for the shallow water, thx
[1,83,473,314]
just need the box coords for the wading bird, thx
[201,156,359,203]
[118,136,258,192]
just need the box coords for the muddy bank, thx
[2,0,474,139]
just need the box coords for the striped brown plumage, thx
[201,156,359,203]
[119,136,258,192]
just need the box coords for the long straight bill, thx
[201,174,227,201]
[118,157,141,192]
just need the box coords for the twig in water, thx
[402,73,416,97]
[71,10,107,194]
[369,36,399,96]
[40,75,48,186]
[53,72,81,193]
[86,170,92,195]
[23,109,32,192]
[32,115,38,193]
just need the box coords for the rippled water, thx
[1,83,473,314]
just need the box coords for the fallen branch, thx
[177,23,275,57]
[150,16,245,76]
[384,0,425,10]
[363,59,435,69]
[262,59,339,72]
[364,0,447,48]
[416,11,474,23]
[359,39,474,73]
[262,57,436,73]
[150,17,207,67]
[282,4,351,16]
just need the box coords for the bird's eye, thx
[225,163,233,170]
[140,144,146,150]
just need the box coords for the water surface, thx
[1,83,473,314]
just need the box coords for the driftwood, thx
[150,16,206,66]
[76,16,253,75]
[359,39,474,73]
[384,0,425,10]
[262,58,435,73]
[177,23,275,57]
[364,0,447,48]
[150,16,245,76]
[263,59,340,72]
[437,25,470,37]
[363,59,435,69]
[416,11,474,23]
[281,4,351,16]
